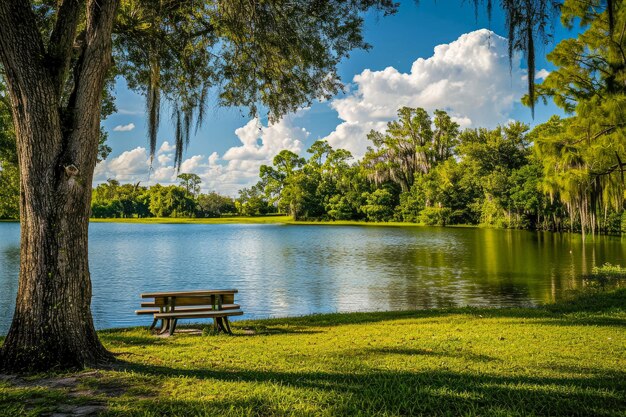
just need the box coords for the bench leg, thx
[149,318,159,331]
[215,317,224,333]
[223,317,233,335]
[169,318,178,336]
[159,319,170,335]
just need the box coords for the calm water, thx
[1,222,625,333]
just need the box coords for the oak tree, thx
[0,0,397,372]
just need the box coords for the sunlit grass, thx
[89,215,477,228]
[1,289,625,416]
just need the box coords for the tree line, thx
[237,107,623,235]
[3,104,625,235]
[90,174,238,219]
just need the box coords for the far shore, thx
[88,215,477,228]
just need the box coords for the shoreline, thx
[89,216,476,228]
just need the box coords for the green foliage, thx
[236,185,273,217]
[0,82,18,219]
[361,188,395,221]
[326,195,355,220]
[246,108,580,231]
[592,262,626,277]
[113,0,398,165]
[197,192,236,217]
[584,263,626,289]
[395,184,425,223]
[362,107,459,192]
[0,163,19,219]
[178,173,202,197]
[527,2,626,235]
[90,177,236,219]
[419,206,452,226]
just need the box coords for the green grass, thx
[1,289,625,416]
[90,215,293,225]
[89,215,476,228]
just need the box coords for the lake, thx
[1,222,625,333]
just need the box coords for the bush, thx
[583,263,626,290]
[360,189,394,222]
[419,206,452,226]
[326,195,354,220]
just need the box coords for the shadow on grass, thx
[366,347,499,363]
[107,360,626,416]
[100,333,169,347]
[234,325,322,336]
[233,289,626,330]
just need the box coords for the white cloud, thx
[117,109,144,116]
[113,123,136,132]
[536,68,550,80]
[94,147,151,182]
[94,112,309,196]
[324,29,526,158]
[158,141,175,154]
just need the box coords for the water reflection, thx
[1,222,625,333]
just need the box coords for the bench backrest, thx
[151,294,235,307]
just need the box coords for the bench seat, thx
[135,304,240,315]
[154,309,243,320]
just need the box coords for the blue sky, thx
[97,1,574,195]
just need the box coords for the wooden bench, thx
[137,289,242,336]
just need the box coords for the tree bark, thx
[0,0,119,372]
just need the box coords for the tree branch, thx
[62,0,119,170]
[0,0,50,93]
[47,0,83,98]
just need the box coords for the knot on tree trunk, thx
[64,164,79,177]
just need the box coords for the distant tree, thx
[178,173,202,197]
[0,93,18,219]
[362,107,459,192]
[197,192,236,217]
[361,188,395,222]
[0,164,19,219]
[236,184,272,217]
[260,150,307,218]
[457,122,532,227]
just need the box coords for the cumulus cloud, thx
[117,108,144,116]
[324,29,526,158]
[536,68,550,80]
[94,147,151,182]
[94,111,309,195]
[158,141,175,154]
[113,122,136,132]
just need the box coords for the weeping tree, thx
[0,0,399,372]
[529,0,626,236]
[362,107,459,192]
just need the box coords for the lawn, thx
[1,289,625,416]
[89,215,475,228]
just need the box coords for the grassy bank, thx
[89,215,476,228]
[90,215,292,225]
[1,289,625,416]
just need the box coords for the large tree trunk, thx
[0,0,119,372]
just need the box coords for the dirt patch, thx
[0,370,128,416]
